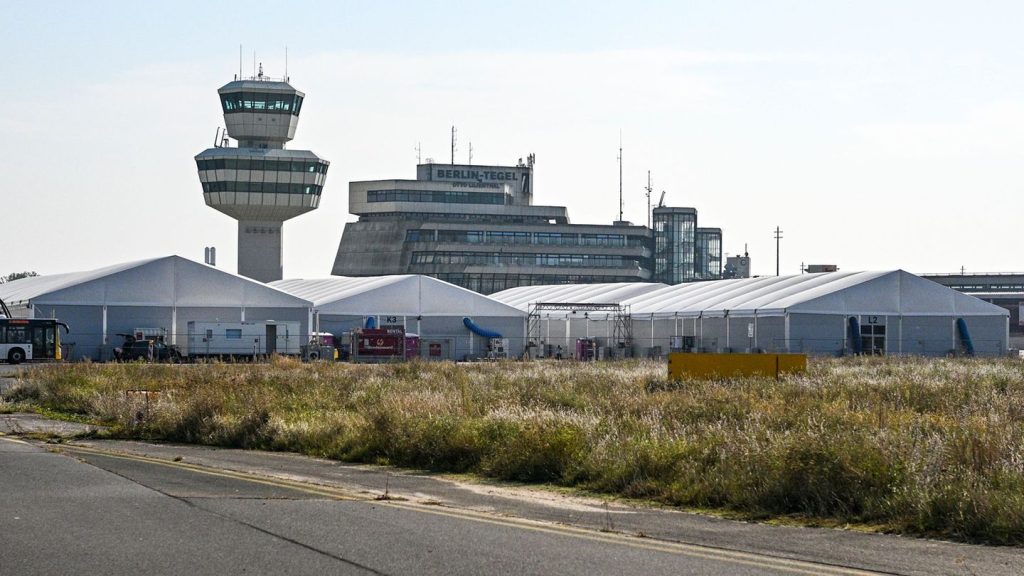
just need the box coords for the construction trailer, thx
[186,321,301,358]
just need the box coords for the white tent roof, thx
[270,275,525,318]
[490,282,667,311]
[0,256,312,308]
[490,271,1009,319]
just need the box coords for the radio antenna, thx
[644,170,652,228]
[468,141,473,165]
[617,131,623,222]
[238,45,242,80]
[415,142,422,164]
[450,125,457,165]
[285,45,288,81]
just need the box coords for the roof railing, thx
[233,73,290,83]
[920,271,1024,277]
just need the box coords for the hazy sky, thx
[2,1,1022,279]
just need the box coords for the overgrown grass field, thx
[4,357,1023,544]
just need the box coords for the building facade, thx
[195,70,329,282]
[332,157,723,293]
[923,272,1024,347]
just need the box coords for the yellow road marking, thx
[58,443,359,501]
[55,442,885,576]
[0,434,31,445]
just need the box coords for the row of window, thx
[411,251,643,269]
[202,181,323,195]
[435,273,644,294]
[360,213,560,225]
[196,158,329,174]
[220,92,304,116]
[949,284,1024,291]
[406,229,647,248]
[0,325,54,347]
[367,189,507,205]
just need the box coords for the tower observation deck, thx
[195,68,329,282]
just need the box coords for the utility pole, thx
[644,171,653,229]
[774,226,784,276]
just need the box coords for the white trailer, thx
[186,321,301,358]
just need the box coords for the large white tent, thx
[491,271,1009,357]
[271,276,526,360]
[490,282,667,311]
[0,256,312,361]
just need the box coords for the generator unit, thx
[348,327,419,363]
[487,338,509,360]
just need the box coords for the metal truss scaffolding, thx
[527,302,632,354]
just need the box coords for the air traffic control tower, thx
[195,68,329,282]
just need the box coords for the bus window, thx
[6,326,27,343]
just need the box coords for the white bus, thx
[0,318,70,364]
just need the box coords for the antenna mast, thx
[238,45,242,80]
[468,141,473,165]
[774,226,784,276]
[450,126,457,165]
[415,142,422,164]
[644,170,653,228]
[617,131,623,222]
[285,45,288,81]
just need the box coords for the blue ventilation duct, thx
[956,318,975,357]
[365,316,377,329]
[463,317,502,339]
[848,316,862,355]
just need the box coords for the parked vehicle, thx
[0,296,70,364]
[113,332,183,363]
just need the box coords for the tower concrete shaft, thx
[238,221,283,283]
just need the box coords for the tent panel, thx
[787,313,848,355]
[958,316,1007,356]
[900,316,955,356]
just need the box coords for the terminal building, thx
[331,156,723,294]
[195,67,329,283]
[923,272,1024,348]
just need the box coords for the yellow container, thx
[668,353,806,380]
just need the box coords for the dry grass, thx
[4,356,1024,544]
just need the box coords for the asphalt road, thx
[0,436,887,576]
[3,412,1023,576]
